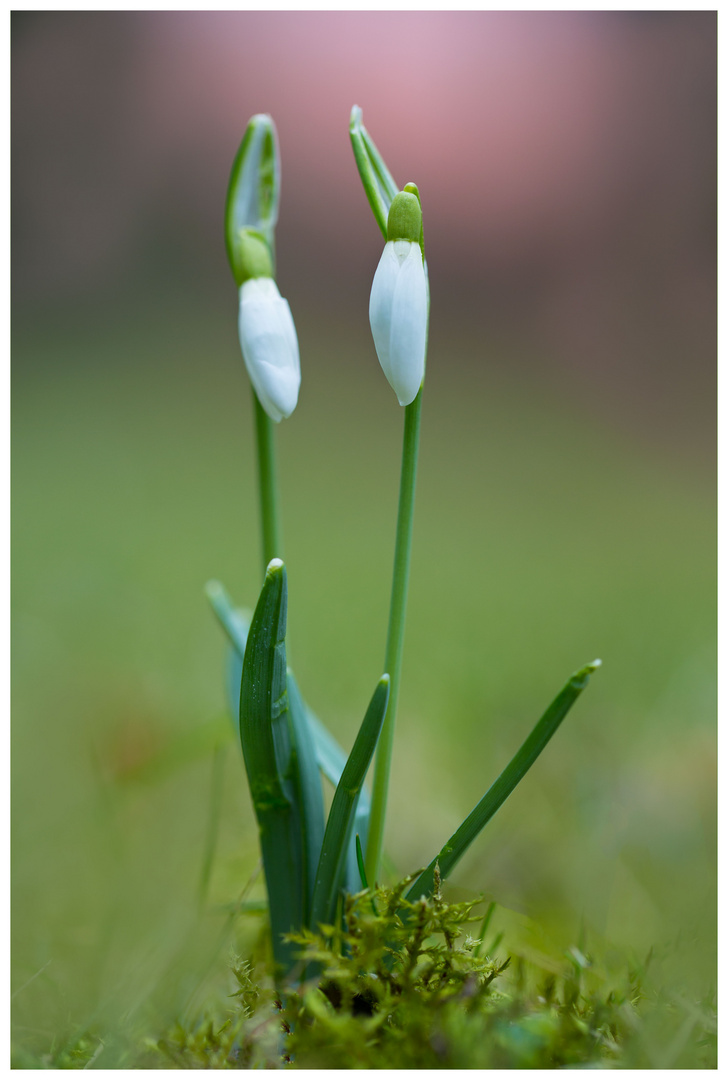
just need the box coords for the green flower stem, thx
[366,389,423,884]
[253,389,283,573]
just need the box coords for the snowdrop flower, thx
[369,188,428,407]
[238,276,300,423]
[225,115,300,423]
[236,230,300,423]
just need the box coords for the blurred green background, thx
[12,10,715,1064]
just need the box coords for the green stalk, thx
[366,389,423,884]
[253,389,282,572]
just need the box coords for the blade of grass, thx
[406,660,601,902]
[309,675,390,932]
[239,559,303,977]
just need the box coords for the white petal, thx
[369,241,427,406]
[388,244,427,405]
[369,242,399,375]
[238,278,301,422]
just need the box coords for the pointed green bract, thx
[239,559,303,977]
[225,114,280,284]
[310,675,390,932]
[350,105,399,239]
[406,661,602,902]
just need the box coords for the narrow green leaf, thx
[287,670,326,921]
[406,661,602,902]
[205,580,250,730]
[305,702,372,896]
[310,675,390,931]
[206,576,368,901]
[240,559,303,976]
[350,105,398,239]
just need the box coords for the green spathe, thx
[225,113,280,282]
[387,190,422,244]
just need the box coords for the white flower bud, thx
[238,277,300,422]
[369,239,427,406]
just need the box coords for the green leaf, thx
[350,105,398,239]
[206,576,369,900]
[239,559,303,977]
[406,661,602,902]
[206,579,251,657]
[205,580,251,728]
[225,645,244,730]
[305,704,372,895]
[287,671,326,921]
[310,675,390,932]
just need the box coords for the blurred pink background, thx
[12,11,715,449]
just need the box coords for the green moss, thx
[138,872,716,1069]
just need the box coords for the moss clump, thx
[140,871,716,1069]
[280,868,628,1069]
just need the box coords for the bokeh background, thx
[12,10,715,1064]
